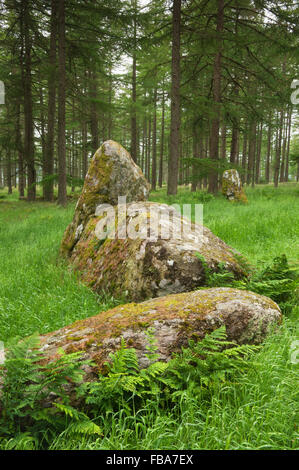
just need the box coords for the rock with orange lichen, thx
[39,287,282,380]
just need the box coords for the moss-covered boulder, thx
[65,201,248,301]
[222,169,248,203]
[61,140,150,255]
[39,287,281,377]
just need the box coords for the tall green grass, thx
[0,192,120,341]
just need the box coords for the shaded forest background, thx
[0,0,298,205]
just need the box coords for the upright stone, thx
[61,140,150,256]
[222,169,248,203]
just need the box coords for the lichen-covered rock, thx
[39,287,282,378]
[222,169,248,203]
[66,201,248,301]
[61,140,150,255]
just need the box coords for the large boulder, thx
[222,169,248,203]
[61,140,150,255]
[39,287,282,376]
[65,201,248,301]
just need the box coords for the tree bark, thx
[21,0,36,201]
[167,0,181,195]
[44,0,57,201]
[57,0,67,206]
[208,0,224,194]
[151,88,157,190]
[158,90,165,188]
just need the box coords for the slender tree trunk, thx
[208,0,224,194]
[130,0,137,162]
[158,90,165,188]
[279,111,287,182]
[44,0,57,201]
[167,0,181,195]
[255,122,262,184]
[90,70,99,152]
[21,0,36,201]
[265,114,272,184]
[284,108,292,182]
[151,88,157,190]
[274,109,284,187]
[221,123,226,159]
[247,121,256,186]
[57,0,67,206]
[15,102,25,197]
[230,120,239,164]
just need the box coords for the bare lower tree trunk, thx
[208,0,224,194]
[255,122,262,184]
[44,0,57,201]
[151,88,157,190]
[130,0,137,162]
[15,102,25,197]
[21,0,36,201]
[221,123,226,159]
[265,114,272,184]
[284,107,292,182]
[167,0,181,195]
[158,90,165,188]
[90,70,99,152]
[57,0,67,206]
[274,109,284,188]
[247,121,256,186]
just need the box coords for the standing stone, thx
[222,169,248,203]
[61,140,150,255]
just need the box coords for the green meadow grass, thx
[0,183,298,450]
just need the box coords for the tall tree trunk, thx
[57,0,67,206]
[274,109,284,188]
[241,126,248,184]
[265,114,272,184]
[21,0,36,201]
[167,0,181,195]
[230,120,239,164]
[158,90,165,188]
[151,88,157,190]
[15,102,25,197]
[221,123,226,159]
[208,0,224,194]
[130,0,137,162]
[90,70,99,152]
[284,107,292,182]
[279,111,287,182]
[44,0,57,201]
[247,121,256,186]
[255,122,262,184]
[191,122,199,192]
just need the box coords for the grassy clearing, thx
[0,191,120,342]
[0,183,298,450]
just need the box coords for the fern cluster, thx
[196,253,299,315]
[0,325,260,449]
[0,334,101,449]
[78,327,258,418]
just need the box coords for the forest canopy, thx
[0,0,298,203]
